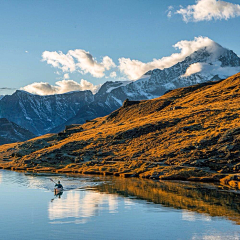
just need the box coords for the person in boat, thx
[55,181,63,189]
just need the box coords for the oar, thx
[51,196,56,202]
[49,178,57,184]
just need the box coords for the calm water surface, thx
[0,169,239,240]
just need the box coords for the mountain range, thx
[0,90,93,135]
[1,71,239,186]
[0,41,239,135]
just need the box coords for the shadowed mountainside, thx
[0,72,240,187]
[0,118,36,145]
[0,90,94,135]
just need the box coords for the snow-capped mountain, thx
[0,90,94,135]
[49,81,131,133]
[1,42,240,134]
[0,118,36,145]
[101,44,240,106]
[52,43,240,133]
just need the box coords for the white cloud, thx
[42,51,76,72]
[167,6,174,18]
[42,49,116,78]
[182,62,205,77]
[23,82,57,95]
[63,73,70,79]
[175,0,240,22]
[182,61,240,78]
[118,36,220,80]
[110,71,117,78]
[22,79,101,95]
[102,56,116,70]
[77,79,101,93]
[167,11,172,18]
[25,51,28,53]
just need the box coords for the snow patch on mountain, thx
[106,81,132,93]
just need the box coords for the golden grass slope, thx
[0,72,240,184]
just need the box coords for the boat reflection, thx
[51,191,63,202]
[55,191,63,198]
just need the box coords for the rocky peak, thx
[184,44,240,67]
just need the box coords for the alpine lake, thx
[0,169,239,240]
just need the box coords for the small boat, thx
[54,187,63,194]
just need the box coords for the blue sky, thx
[0,0,240,95]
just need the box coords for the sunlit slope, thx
[0,72,239,179]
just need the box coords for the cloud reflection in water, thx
[182,210,211,222]
[48,190,120,224]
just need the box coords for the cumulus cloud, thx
[175,0,240,22]
[182,61,240,78]
[63,73,70,79]
[118,36,220,80]
[109,71,117,78]
[42,49,116,78]
[22,79,101,95]
[42,51,76,72]
[76,79,101,93]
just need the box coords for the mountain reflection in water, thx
[47,174,240,225]
[1,170,240,240]
[91,177,240,225]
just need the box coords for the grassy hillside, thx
[0,72,240,187]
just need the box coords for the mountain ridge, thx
[0,90,94,135]
[1,42,240,134]
[55,44,240,132]
[0,72,239,188]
